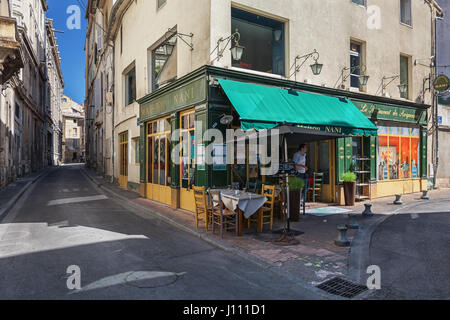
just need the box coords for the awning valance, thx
[218,79,378,136]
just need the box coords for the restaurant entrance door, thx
[179,109,196,212]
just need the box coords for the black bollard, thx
[362,203,374,216]
[347,213,359,229]
[421,190,430,200]
[394,194,403,205]
[335,225,350,247]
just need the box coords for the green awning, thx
[218,79,378,136]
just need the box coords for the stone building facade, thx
[86,0,442,208]
[0,0,64,190]
[62,95,85,163]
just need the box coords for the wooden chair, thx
[248,184,276,231]
[308,172,324,202]
[193,186,211,232]
[245,181,257,193]
[208,190,238,238]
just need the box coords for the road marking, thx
[62,189,70,192]
[411,213,419,219]
[47,195,108,206]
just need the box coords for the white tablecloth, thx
[215,190,267,219]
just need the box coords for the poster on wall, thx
[213,144,227,171]
[379,146,397,180]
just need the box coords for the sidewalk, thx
[82,168,450,294]
[0,167,52,220]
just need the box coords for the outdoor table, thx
[214,189,267,236]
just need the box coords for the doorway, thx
[119,131,128,189]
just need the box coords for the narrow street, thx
[0,164,321,300]
[368,202,450,299]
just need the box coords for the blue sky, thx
[47,0,88,105]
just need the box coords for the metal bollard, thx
[362,203,374,216]
[394,194,403,205]
[347,213,359,229]
[335,225,350,247]
[421,190,430,200]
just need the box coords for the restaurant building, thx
[85,0,442,211]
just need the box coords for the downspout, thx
[108,41,115,184]
[434,13,439,188]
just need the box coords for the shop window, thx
[133,138,140,165]
[180,111,196,189]
[377,125,420,181]
[400,55,410,99]
[124,66,136,106]
[152,33,177,91]
[231,7,285,76]
[400,0,412,26]
[350,42,362,89]
[147,117,171,186]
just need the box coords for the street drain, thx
[316,277,368,298]
[125,271,182,288]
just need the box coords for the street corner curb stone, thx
[0,168,52,221]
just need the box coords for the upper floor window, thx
[231,7,285,76]
[152,33,177,91]
[350,42,362,89]
[157,0,167,9]
[351,0,366,6]
[400,0,412,26]
[124,66,136,106]
[400,55,410,99]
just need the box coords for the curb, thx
[348,197,450,299]
[81,168,333,300]
[0,168,52,222]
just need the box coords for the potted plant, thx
[342,171,357,206]
[288,176,305,221]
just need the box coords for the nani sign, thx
[433,75,450,92]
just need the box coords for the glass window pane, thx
[147,123,152,135]
[318,141,330,184]
[400,55,409,98]
[231,8,285,76]
[182,115,188,129]
[389,136,400,180]
[153,137,159,184]
[147,137,152,182]
[411,136,420,178]
[389,126,400,135]
[160,136,166,186]
[166,134,171,184]
[189,113,195,129]
[400,136,411,179]
[378,125,389,135]
[378,136,389,181]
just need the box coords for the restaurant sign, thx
[352,100,427,125]
[140,77,206,122]
[433,75,450,92]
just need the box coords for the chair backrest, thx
[261,184,276,208]
[208,189,224,217]
[193,186,207,213]
[245,181,257,193]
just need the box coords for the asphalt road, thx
[368,201,450,299]
[0,164,321,300]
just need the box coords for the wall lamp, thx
[211,29,245,63]
[166,29,194,51]
[334,65,369,89]
[377,75,408,96]
[289,49,323,81]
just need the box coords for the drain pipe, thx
[108,41,115,184]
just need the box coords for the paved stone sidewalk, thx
[83,167,450,290]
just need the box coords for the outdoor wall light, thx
[211,29,245,63]
[377,75,407,96]
[290,49,323,81]
[334,65,369,89]
[219,114,234,125]
[398,83,409,95]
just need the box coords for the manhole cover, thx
[316,277,368,298]
[125,271,182,288]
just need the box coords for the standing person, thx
[293,144,309,203]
